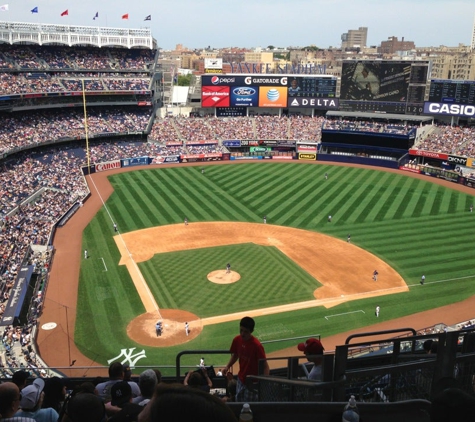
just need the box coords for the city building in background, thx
[341,27,368,50]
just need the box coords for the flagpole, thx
[82,79,91,175]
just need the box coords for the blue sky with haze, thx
[2,0,474,50]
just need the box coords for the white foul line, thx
[325,310,365,320]
[88,174,162,318]
[99,257,107,272]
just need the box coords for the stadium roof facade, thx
[0,21,154,49]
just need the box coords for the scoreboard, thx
[287,76,337,98]
[339,60,430,114]
[428,80,475,105]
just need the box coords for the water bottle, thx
[239,403,253,422]
[342,395,359,422]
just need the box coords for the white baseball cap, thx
[20,378,45,409]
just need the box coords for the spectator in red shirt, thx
[222,316,269,402]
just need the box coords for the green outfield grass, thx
[75,163,475,372]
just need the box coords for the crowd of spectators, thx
[0,138,199,377]
[150,115,323,142]
[0,108,152,155]
[414,124,475,157]
[150,115,421,143]
[323,117,416,135]
[0,44,154,102]
[185,142,225,155]
[0,72,151,95]
[0,45,155,71]
[172,116,218,142]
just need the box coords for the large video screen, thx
[339,61,429,114]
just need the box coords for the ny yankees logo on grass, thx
[108,348,147,367]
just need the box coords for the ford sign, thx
[232,87,257,96]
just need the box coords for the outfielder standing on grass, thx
[84,249,88,259]
[375,305,380,317]
[223,316,269,402]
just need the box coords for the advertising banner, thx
[202,75,288,87]
[240,140,259,146]
[96,160,121,172]
[408,149,448,160]
[204,58,223,69]
[186,140,218,146]
[272,156,293,160]
[250,147,271,153]
[152,155,180,164]
[223,140,241,147]
[230,86,258,107]
[121,156,149,167]
[423,102,475,117]
[201,86,230,107]
[1,266,34,326]
[181,153,223,160]
[297,144,318,152]
[447,155,468,166]
[288,97,339,109]
[258,86,288,107]
[299,153,317,160]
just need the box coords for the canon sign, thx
[424,102,475,117]
[96,160,121,172]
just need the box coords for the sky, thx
[1,0,474,50]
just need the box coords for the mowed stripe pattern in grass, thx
[139,244,322,318]
[75,163,475,364]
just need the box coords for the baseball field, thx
[38,162,475,375]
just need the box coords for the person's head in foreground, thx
[298,338,324,363]
[138,383,237,422]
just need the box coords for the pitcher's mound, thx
[127,309,201,347]
[207,270,240,284]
